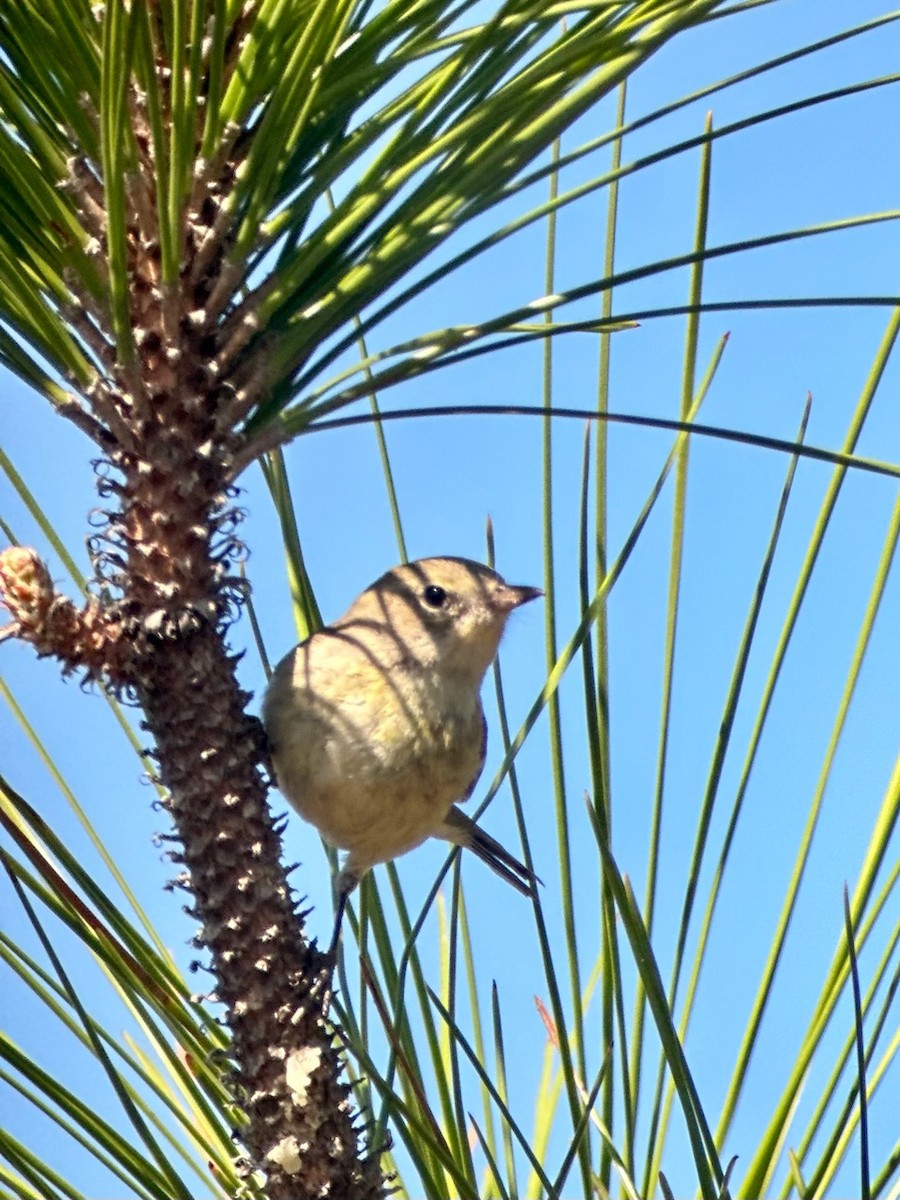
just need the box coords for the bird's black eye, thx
[422,584,447,609]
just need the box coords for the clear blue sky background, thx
[3,3,900,1196]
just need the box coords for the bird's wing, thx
[456,713,487,806]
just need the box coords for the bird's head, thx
[344,556,541,684]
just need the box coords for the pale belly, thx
[270,688,486,869]
[304,751,480,866]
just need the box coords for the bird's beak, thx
[497,583,543,611]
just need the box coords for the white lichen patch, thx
[266,1134,303,1174]
[286,1045,322,1106]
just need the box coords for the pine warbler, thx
[262,556,541,950]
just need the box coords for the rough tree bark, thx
[0,75,384,1200]
[1,441,383,1200]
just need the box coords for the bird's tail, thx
[441,806,539,896]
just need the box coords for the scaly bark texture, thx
[1,451,383,1199]
[0,449,383,1199]
[141,624,377,1198]
[0,17,385,1198]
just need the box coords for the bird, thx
[262,556,541,954]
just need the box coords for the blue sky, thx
[3,3,900,1196]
